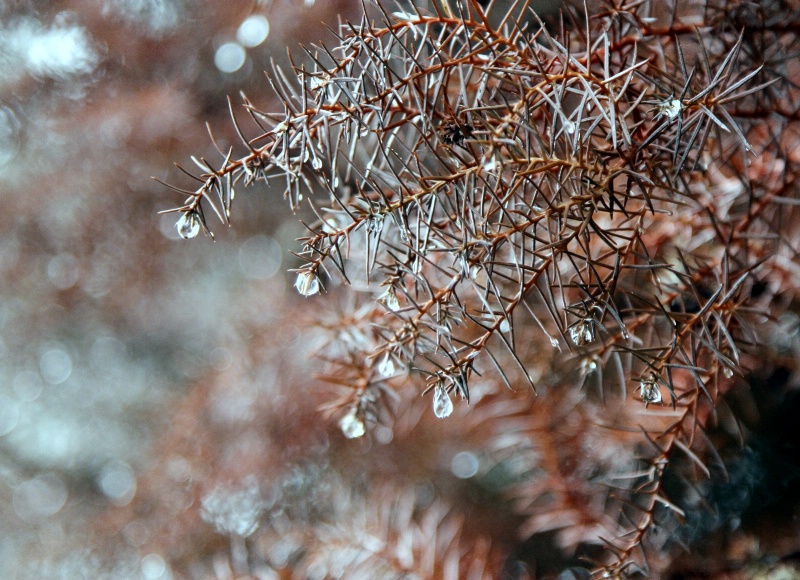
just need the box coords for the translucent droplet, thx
[433,385,453,419]
[550,337,559,347]
[564,120,576,134]
[378,287,400,311]
[378,354,395,377]
[311,156,322,170]
[339,409,365,439]
[639,374,662,406]
[294,271,319,296]
[176,213,200,239]
[499,318,510,333]
[723,366,733,378]
[570,319,595,346]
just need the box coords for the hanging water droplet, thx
[176,212,200,239]
[722,366,733,378]
[294,271,320,296]
[564,120,576,134]
[433,384,453,419]
[570,319,596,346]
[312,156,322,170]
[339,409,365,439]
[378,287,401,311]
[378,354,395,377]
[550,337,559,347]
[499,318,510,333]
[639,374,662,406]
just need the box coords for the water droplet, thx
[570,319,595,346]
[550,337,559,347]
[378,287,400,311]
[378,354,395,377]
[294,271,319,296]
[723,366,733,378]
[564,120,576,134]
[311,156,322,170]
[339,409,365,438]
[499,318,510,333]
[639,374,662,406]
[433,385,453,418]
[176,213,200,239]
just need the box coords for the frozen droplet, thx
[378,354,395,377]
[433,385,453,419]
[658,98,683,120]
[176,213,200,239]
[499,318,510,333]
[339,409,365,439]
[294,271,319,296]
[378,287,400,311]
[639,374,662,406]
[570,319,595,346]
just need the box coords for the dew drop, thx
[564,120,576,134]
[176,213,200,239]
[378,354,395,377]
[499,318,510,333]
[311,156,322,170]
[294,271,319,296]
[723,366,733,378]
[339,409,365,439]
[550,337,559,348]
[433,385,453,419]
[378,287,400,311]
[639,374,662,406]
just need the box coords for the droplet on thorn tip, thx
[433,384,453,418]
[176,212,200,239]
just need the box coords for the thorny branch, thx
[158,0,799,575]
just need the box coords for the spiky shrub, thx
[159,0,799,575]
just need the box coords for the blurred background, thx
[0,1,364,577]
[3,1,800,579]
